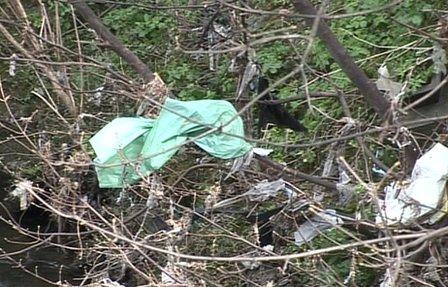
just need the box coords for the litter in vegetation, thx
[432,42,447,75]
[161,262,186,285]
[96,279,125,287]
[8,53,17,76]
[294,209,344,246]
[376,143,448,226]
[245,178,291,202]
[211,178,295,209]
[90,98,252,188]
[379,262,399,287]
[10,180,33,210]
[376,65,405,100]
[225,147,272,179]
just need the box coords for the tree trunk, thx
[293,0,390,118]
[70,1,155,83]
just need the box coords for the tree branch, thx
[70,0,155,83]
[293,0,390,118]
[255,154,337,189]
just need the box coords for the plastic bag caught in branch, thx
[432,42,447,75]
[90,98,252,188]
[245,178,287,202]
[10,180,33,210]
[225,147,272,179]
[376,143,448,226]
[294,209,343,246]
[212,178,295,209]
[376,65,405,100]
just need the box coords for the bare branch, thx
[70,0,155,83]
[293,0,390,118]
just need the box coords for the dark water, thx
[0,190,80,287]
[0,220,55,286]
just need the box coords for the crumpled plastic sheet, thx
[376,65,405,100]
[245,178,290,202]
[161,262,185,285]
[225,147,273,179]
[379,262,399,287]
[376,143,448,226]
[294,209,344,246]
[211,178,295,209]
[10,180,33,210]
[90,98,253,188]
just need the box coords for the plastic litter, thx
[10,180,33,210]
[252,147,273,156]
[9,53,17,76]
[211,179,294,209]
[379,262,398,287]
[376,65,405,100]
[432,42,447,75]
[240,246,274,270]
[236,60,258,99]
[376,143,448,226]
[90,98,252,188]
[161,262,185,285]
[225,147,273,179]
[294,209,343,246]
[245,178,287,202]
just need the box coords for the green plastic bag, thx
[90,98,252,188]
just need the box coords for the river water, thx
[0,188,79,286]
[0,220,53,287]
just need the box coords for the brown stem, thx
[293,0,390,118]
[0,22,77,116]
[70,0,155,83]
[255,154,337,189]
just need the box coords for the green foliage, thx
[100,4,238,100]
[165,62,198,83]
[100,6,180,83]
[254,0,293,9]
[299,229,379,286]
[2,0,444,285]
[20,164,42,178]
[311,0,440,87]
[103,7,175,48]
[257,42,295,75]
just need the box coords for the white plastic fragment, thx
[432,42,447,74]
[253,147,273,156]
[376,143,448,226]
[245,179,286,202]
[212,178,294,209]
[427,191,448,224]
[10,180,33,210]
[376,65,404,100]
[294,209,343,246]
[161,272,175,285]
[283,186,296,199]
[241,259,261,270]
[262,244,274,252]
[9,53,17,76]
[372,166,387,176]
[226,150,254,179]
[225,147,272,179]
[236,60,259,99]
[339,170,351,185]
[379,262,398,287]
[93,86,104,107]
[161,263,177,285]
